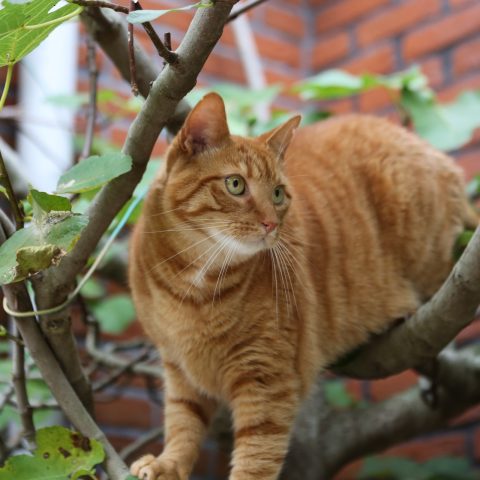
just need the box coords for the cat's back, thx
[283,115,472,360]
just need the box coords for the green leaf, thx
[0,326,6,337]
[46,93,89,109]
[0,210,88,284]
[359,457,426,479]
[0,426,104,480]
[401,90,480,151]
[324,380,356,408]
[29,189,71,222]
[0,0,82,67]
[91,294,136,334]
[80,278,106,300]
[423,457,476,479]
[294,70,380,100]
[56,152,133,194]
[126,0,212,24]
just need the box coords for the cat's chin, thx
[214,232,273,258]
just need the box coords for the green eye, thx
[273,186,285,205]
[225,175,246,195]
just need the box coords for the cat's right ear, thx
[178,92,230,155]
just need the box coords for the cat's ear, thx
[178,92,230,155]
[259,115,301,161]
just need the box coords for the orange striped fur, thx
[129,93,474,480]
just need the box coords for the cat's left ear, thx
[259,115,301,162]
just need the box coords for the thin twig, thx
[86,322,163,378]
[80,33,98,160]
[227,0,269,23]
[92,349,150,392]
[75,0,178,66]
[11,322,36,450]
[128,0,139,96]
[120,426,164,460]
[134,1,178,65]
[70,0,128,13]
[0,150,23,229]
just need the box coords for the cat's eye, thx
[225,175,246,196]
[272,186,285,205]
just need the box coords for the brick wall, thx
[76,1,480,478]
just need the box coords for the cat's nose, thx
[261,221,278,234]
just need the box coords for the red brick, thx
[450,0,476,7]
[256,34,301,69]
[264,6,305,39]
[358,87,397,113]
[370,370,418,402]
[420,56,444,88]
[334,459,363,479]
[453,38,480,77]
[325,98,355,115]
[140,0,194,32]
[316,0,390,33]
[96,397,153,429]
[403,3,480,60]
[357,0,441,47]
[456,150,480,181]
[450,404,480,427]
[385,434,467,462]
[343,44,395,75]
[311,32,350,70]
[202,53,246,83]
[438,74,480,102]
[455,317,480,344]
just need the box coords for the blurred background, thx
[2,0,480,478]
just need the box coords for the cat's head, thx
[162,93,300,258]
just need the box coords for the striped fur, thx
[129,93,475,480]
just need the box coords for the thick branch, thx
[283,348,480,479]
[334,226,480,379]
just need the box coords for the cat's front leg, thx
[131,360,217,480]
[227,369,300,480]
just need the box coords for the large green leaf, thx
[0,0,82,67]
[0,426,104,480]
[56,152,133,194]
[126,0,212,24]
[0,190,87,284]
[90,294,136,334]
[401,90,480,151]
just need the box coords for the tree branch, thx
[11,322,36,450]
[283,347,480,478]
[334,226,480,379]
[45,1,237,295]
[80,8,189,135]
[0,233,130,479]
[80,33,98,161]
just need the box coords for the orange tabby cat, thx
[129,93,475,480]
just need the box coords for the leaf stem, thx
[24,6,83,30]
[0,64,13,112]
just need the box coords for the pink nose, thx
[261,221,278,234]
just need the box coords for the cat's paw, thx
[130,454,183,480]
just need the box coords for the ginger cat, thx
[129,93,474,480]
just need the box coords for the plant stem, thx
[0,64,13,112]
[24,7,83,30]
